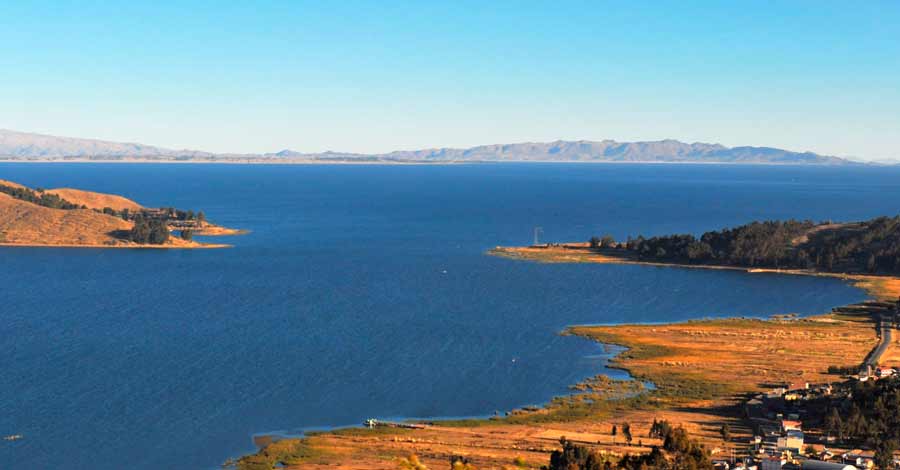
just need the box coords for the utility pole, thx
[533,227,543,246]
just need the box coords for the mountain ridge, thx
[0,129,868,164]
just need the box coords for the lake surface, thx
[2,163,898,470]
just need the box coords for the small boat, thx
[3,434,23,441]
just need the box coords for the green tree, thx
[601,235,616,248]
[875,440,896,470]
[825,407,844,442]
[148,220,170,244]
[548,438,603,470]
[623,423,633,446]
[129,215,151,243]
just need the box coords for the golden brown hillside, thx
[0,180,234,248]
[0,192,134,246]
[45,187,144,211]
[0,179,27,190]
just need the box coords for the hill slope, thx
[0,129,859,164]
[0,129,210,158]
[0,180,225,248]
[44,188,144,212]
[0,192,133,246]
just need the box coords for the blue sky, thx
[2,1,898,159]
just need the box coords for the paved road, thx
[864,316,892,368]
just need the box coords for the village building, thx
[761,456,788,470]
[840,449,875,469]
[791,460,856,470]
[781,420,802,432]
[777,431,804,454]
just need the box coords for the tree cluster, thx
[161,207,205,222]
[821,378,900,468]
[544,423,712,470]
[129,215,170,244]
[545,438,611,470]
[0,183,83,210]
[605,216,900,275]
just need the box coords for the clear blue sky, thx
[2,1,898,160]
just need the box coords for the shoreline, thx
[488,244,900,301]
[0,242,232,249]
[231,248,898,469]
[233,310,882,469]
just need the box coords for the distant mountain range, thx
[0,129,213,159]
[0,129,868,164]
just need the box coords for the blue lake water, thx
[2,163,899,470]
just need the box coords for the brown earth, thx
[194,225,248,236]
[45,187,144,211]
[0,179,28,190]
[0,192,133,246]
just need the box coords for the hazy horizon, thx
[0,127,871,160]
[2,1,898,161]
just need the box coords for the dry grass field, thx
[0,192,133,246]
[238,306,884,469]
[45,187,144,211]
[234,243,900,470]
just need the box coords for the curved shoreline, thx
[231,251,896,469]
[488,244,900,300]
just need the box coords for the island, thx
[0,179,244,248]
[232,217,900,470]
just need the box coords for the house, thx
[761,456,787,470]
[794,460,856,470]
[781,420,803,432]
[762,435,780,454]
[841,450,874,469]
[777,431,804,453]
[788,382,809,392]
[747,398,765,414]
